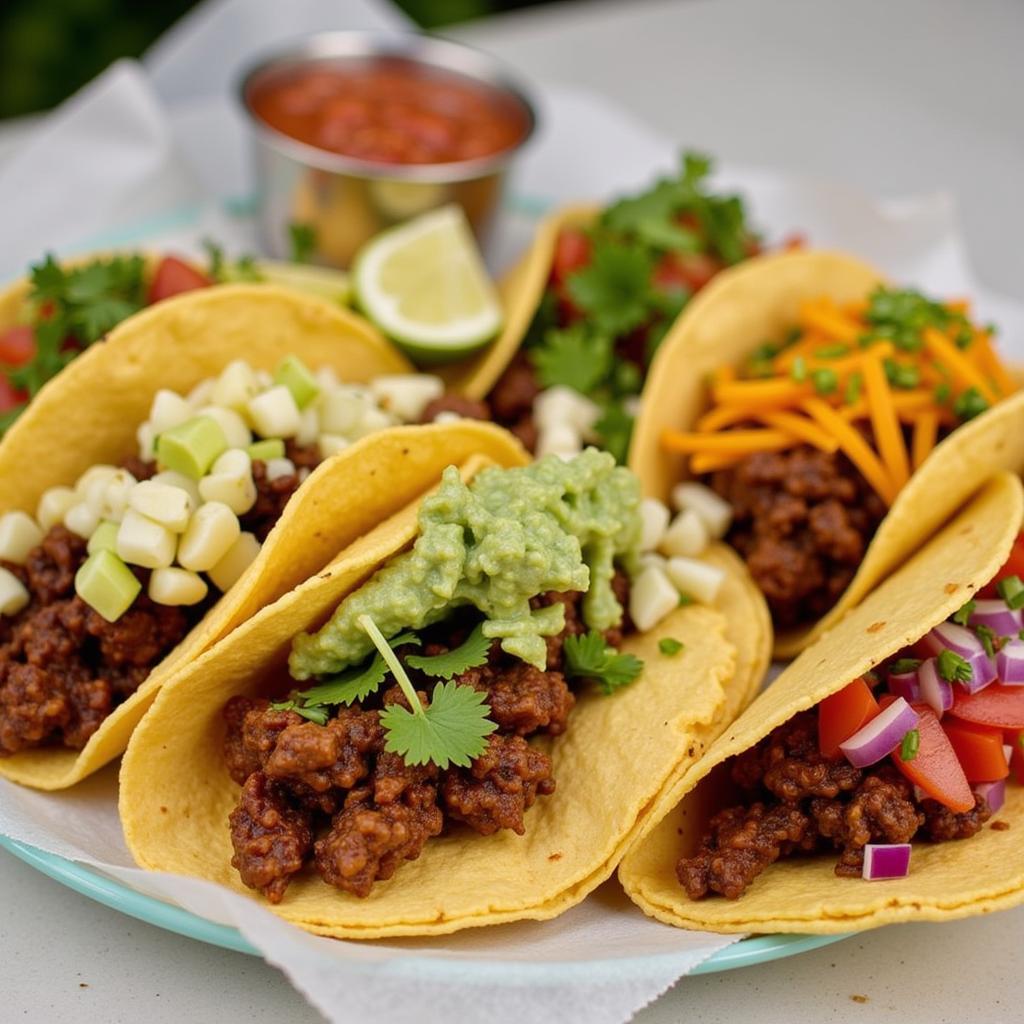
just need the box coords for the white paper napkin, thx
[1,2,1024,1022]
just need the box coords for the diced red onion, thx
[975,779,1006,814]
[969,599,1023,637]
[840,697,920,768]
[862,843,912,880]
[888,671,921,703]
[921,621,985,659]
[996,639,1024,686]
[962,650,997,693]
[1003,744,1014,764]
[917,658,953,716]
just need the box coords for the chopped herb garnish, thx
[678,592,695,607]
[288,221,318,263]
[563,630,644,695]
[997,576,1024,610]
[593,401,634,465]
[953,386,989,422]
[844,372,863,406]
[531,324,613,396]
[883,358,921,390]
[952,599,976,626]
[934,381,952,404]
[814,343,851,359]
[406,623,491,680]
[811,367,838,395]
[790,356,808,383]
[865,285,970,355]
[937,649,973,684]
[889,657,922,675]
[566,241,654,336]
[975,624,1000,658]
[658,637,684,657]
[900,729,920,761]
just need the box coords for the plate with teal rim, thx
[0,192,851,976]
[0,836,849,974]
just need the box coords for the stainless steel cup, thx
[238,31,537,268]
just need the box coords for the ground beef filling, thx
[0,448,322,757]
[710,445,887,629]
[224,579,630,901]
[678,712,991,900]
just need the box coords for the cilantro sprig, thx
[563,630,644,695]
[406,623,492,680]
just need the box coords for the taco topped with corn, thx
[631,249,1022,656]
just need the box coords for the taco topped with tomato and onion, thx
[630,249,1023,656]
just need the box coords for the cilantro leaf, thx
[288,222,317,264]
[563,630,644,695]
[530,324,613,395]
[381,681,497,769]
[406,623,492,680]
[593,401,634,465]
[566,242,653,335]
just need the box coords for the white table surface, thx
[4,0,1024,1020]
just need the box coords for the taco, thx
[630,248,1022,656]
[119,448,771,938]
[0,281,526,789]
[429,153,768,463]
[619,470,1024,933]
[0,247,352,437]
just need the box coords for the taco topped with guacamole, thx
[120,448,771,935]
[620,471,1024,933]
[431,153,769,463]
[0,282,522,790]
[630,249,1020,655]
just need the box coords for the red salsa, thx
[246,57,530,166]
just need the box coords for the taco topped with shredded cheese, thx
[630,249,1023,657]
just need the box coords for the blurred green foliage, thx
[0,0,544,118]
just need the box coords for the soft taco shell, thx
[630,249,1024,657]
[119,463,771,939]
[0,283,528,789]
[619,471,1024,933]
[436,205,599,400]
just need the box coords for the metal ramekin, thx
[238,31,538,268]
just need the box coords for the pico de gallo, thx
[678,532,1024,900]
[662,285,1018,629]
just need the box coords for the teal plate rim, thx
[0,835,849,975]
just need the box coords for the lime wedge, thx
[253,261,351,306]
[352,205,503,363]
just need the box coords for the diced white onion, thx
[534,386,601,439]
[348,405,396,439]
[638,497,671,553]
[129,480,194,532]
[319,386,369,436]
[149,390,193,434]
[211,360,260,411]
[0,567,29,616]
[116,509,176,569]
[148,566,208,606]
[666,556,726,605]
[177,502,240,572]
[199,449,257,515]
[432,411,462,425]
[197,405,253,450]
[64,502,101,539]
[295,406,320,447]
[37,486,76,531]
[207,531,261,592]
[186,378,215,408]
[536,423,582,460]
[370,374,444,423]
[255,370,273,389]
[247,386,301,439]
[76,465,117,501]
[315,366,341,392]
[0,511,43,565]
[638,551,668,573]
[670,482,733,539]
[629,566,680,632]
[264,458,296,482]
[136,421,157,461]
[659,509,709,559]
[318,434,350,459]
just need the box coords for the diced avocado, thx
[247,438,286,462]
[75,549,142,622]
[156,415,228,480]
[273,355,320,409]
[87,521,120,555]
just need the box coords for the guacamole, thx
[289,449,642,677]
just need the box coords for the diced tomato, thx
[979,531,1024,598]
[892,704,974,812]
[951,683,1024,730]
[0,325,35,367]
[781,232,805,252]
[1009,731,1024,785]
[551,228,591,287]
[653,251,722,294]
[942,718,1009,783]
[147,257,212,305]
[0,374,27,413]
[818,677,880,759]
